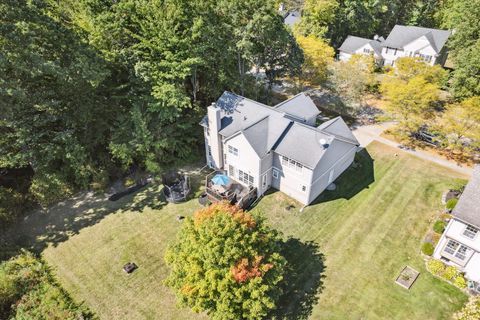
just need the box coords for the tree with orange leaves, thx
[165,202,286,320]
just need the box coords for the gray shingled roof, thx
[284,10,301,27]
[383,25,451,53]
[318,117,359,145]
[453,165,480,228]
[338,36,384,56]
[274,92,320,121]
[202,91,358,168]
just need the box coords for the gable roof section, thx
[317,117,359,145]
[274,122,332,168]
[338,36,384,56]
[204,91,358,168]
[274,92,320,121]
[452,166,480,228]
[284,10,301,27]
[383,25,451,53]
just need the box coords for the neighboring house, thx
[433,166,480,286]
[200,91,359,205]
[338,35,385,63]
[278,3,301,28]
[338,25,451,67]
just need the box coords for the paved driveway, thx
[352,122,473,176]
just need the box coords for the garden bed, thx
[395,266,420,289]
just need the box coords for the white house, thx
[338,35,385,63]
[338,25,451,67]
[433,166,480,288]
[200,92,359,205]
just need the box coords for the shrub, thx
[29,172,73,207]
[433,220,446,234]
[454,296,480,320]
[427,259,445,275]
[446,198,458,211]
[442,266,458,280]
[421,242,434,256]
[453,275,467,289]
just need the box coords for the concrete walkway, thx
[352,122,473,177]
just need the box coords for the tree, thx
[393,57,447,85]
[328,54,376,112]
[435,96,480,155]
[381,76,439,133]
[380,57,445,134]
[165,202,286,320]
[454,296,480,320]
[295,0,338,38]
[296,35,335,85]
[439,0,480,98]
[0,0,116,205]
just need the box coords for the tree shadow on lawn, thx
[1,169,209,261]
[273,238,326,320]
[311,148,375,205]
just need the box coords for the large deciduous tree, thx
[435,96,480,156]
[381,58,445,134]
[296,35,335,86]
[0,0,116,205]
[439,0,480,99]
[165,202,286,320]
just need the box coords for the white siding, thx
[272,153,313,204]
[307,145,356,204]
[338,52,352,62]
[224,134,261,194]
[464,252,480,282]
[444,219,480,252]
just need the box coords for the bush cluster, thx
[446,198,459,211]
[426,259,467,289]
[433,220,446,234]
[421,242,434,256]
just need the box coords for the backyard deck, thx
[204,170,257,209]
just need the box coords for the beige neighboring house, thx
[433,166,480,288]
[200,92,359,205]
[338,25,451,67]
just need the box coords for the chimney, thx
[207,103,223,169]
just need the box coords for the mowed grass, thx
[37,141,467,319]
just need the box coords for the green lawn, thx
[3,142,468,319]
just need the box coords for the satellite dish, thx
[319,138,327,145]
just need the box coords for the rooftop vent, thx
[319,138,329,149]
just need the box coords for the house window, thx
[229,165,235,178]
[238,170,254,186]
[393,48,397,56]
[385,47,389,54]
[228,145,238,156]
[302,186,306,192]
[262,174,267,189]
[443,239,470,261]
[281,155,303,172]
[273,169,279,179]
[363,48,370,54]
[207,145,212,156]
[463,225,479,239]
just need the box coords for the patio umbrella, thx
[211,174,230,186]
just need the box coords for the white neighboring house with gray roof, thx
[200,91,359,205]
[338,25,451,67]
[433,166,480,284]
[338,35,385,63]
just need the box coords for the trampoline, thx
[162,171,191,203]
